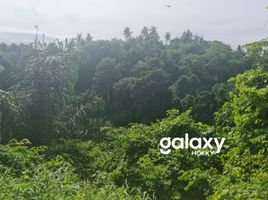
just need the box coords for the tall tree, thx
[123,27,133,40]
[164,32,171,44]
[18,47,74,144]
[93,58,120,102]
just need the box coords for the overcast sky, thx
[0,0,268,46]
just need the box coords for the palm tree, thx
[164,32,171,44]
[123,27,133,40]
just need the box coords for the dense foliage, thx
[0,28,267,199]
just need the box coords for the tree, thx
[212,66,268,199]
[93,58,121,102]
[111,69,171,125]
[170,74,200,101]
[164,32,171,44]
[141,26,149,40]
[123,27,133,40]
[0,51,12,90]
[17,48,74,145]
[58,91,106,140]
[149,26,160,41]
[181,30,194,42]
[0,90,19,143]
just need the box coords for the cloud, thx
[0,0,267,45]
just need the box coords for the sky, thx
[0,0,268,46]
